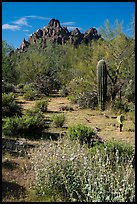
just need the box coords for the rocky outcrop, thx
[17,18,101,52]
[83,27,101,44]
[20,38,30,50]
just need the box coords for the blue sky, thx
[2,2,135,49]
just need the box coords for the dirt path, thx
[47,97,70,112]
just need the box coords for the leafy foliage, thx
[2,41,18,83]
[2,93,22,117]
[34,99,48,112]
[77,91,98,108]
[124,78,135,103]
[23,83,38,100]
[2,111,47,139]
[112,98,129,113]
[23,90,38,101]
[2,81,15,93]
[98,20,135,103]
[34,74,61,95]
[67,77,95,103]
[30,137,135,202]
[90,139,134,165]
[68,124,96,145]
[51,113,66,127]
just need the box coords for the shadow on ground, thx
[2,130,67,156]
[42,130,66,141]
[2,137,36,157]
[2,159,19,170]
[2,179,27,200]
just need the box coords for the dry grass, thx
[16,96,135,147]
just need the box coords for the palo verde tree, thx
[98,19,135,103]
[2,41,17,84]
[15,40,66,94]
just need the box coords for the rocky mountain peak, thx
[17,18,101,52]
[48,18,61,28]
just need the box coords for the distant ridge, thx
[16,18,101,52]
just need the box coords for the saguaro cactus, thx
[97,59,107,110]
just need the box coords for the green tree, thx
[2,41,17,83]
[98,19,135,102]
[15,41,65,94]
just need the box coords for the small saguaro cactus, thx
[97,59,107,110]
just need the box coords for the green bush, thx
[51,113,65,127]
[34,75,61,96]
[124,79,135,103]
[16,83,24,89]
[23,90,38,100]
[67,78,93,104]
[2,111,47,139]
[112,99,129,113]
[23,83,35,92]
[29,138,135,202]
[127,102,135,124]
[68,124,96,145]
[34,99,48,112]
[2,82,15,93]
[2,93,22,117]
[59,86,69,97]
[67,95,77,104]
[23,83,38,100]
[90,139,134,165]
[77,91,98,108]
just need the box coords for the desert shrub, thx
[2,81,15,93]
[67,95,77,104]
[51,113,65,127]
[23,83,38,100]
[16,83,24,89]
[124,79,135,103]
[34,75,61,96]
[23,83,35,92]
[23,90,38,100]
[112,98,129,113]
[67,78,94,103]
[2,93,22,117]
[77,91,98,108]
[68,124,96,145]
[34,99,48,112]
[2,111,47,139]
[105,140,134,163]
[24,107,43,117]
[128,111,135,124]
[127,102,135,124]
[29,137,135,202]
[90,139,134,166]
[59,86,69,97]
